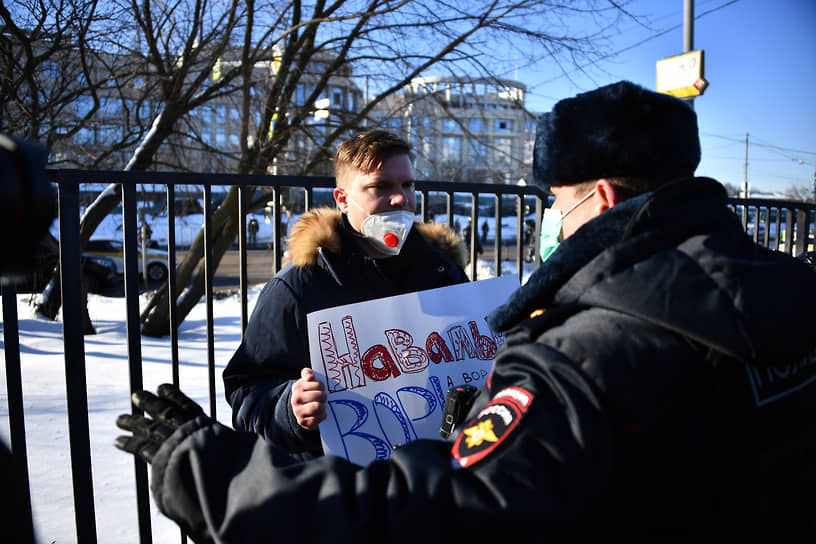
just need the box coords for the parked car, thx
[9,241,119,294]
[85,239,170,282]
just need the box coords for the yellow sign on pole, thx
[268,112,278,140]
[656,50,709,98]
[212,57,222,81]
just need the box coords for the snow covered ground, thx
[0,257,533,544]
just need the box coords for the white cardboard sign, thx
[307,275,518,466]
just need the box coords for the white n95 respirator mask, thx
[348,197,415,256]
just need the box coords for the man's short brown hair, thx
[334,129,412,187]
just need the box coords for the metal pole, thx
[684,0,695,110]
[743,132,750,226]
[684,0,694,52]
[744,132,750,198]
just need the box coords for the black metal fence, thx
[2,170,814,543]
[728,196,815,255]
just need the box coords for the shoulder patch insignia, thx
[451,386,533,468]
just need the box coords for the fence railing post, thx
[57,181,99,544]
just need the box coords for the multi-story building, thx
[373,76,537,184]
[4,28,531,182]
[3,33,364,176]
[169,50,365,176]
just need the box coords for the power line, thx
[750,138,816,157]
[530,0,744,89]
[706,155,814,164]
[605,0,743,59]
[701,131,816,159]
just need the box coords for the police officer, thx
[115,81,816,542]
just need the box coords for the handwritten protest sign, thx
[307,275,518,466]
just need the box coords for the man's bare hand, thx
[291,368,327,430]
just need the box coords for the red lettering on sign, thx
[426,331,454,364]
[362,344,401,381]
[317,316,365,393]
[470,321,497,360]
[385,328,429,373]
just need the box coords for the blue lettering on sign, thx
[328,399,391,460]
[373,391,412,447]
[327,383,445,461]
[429,376,446,406]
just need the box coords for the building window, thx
[469,138,487,163]
[42,61,59,79]
[74,95,94,117]
[296,84,306,106]
[442,136,462,162]
[200,105,212,125]
[495,119,513,132]
[469,118,485,133]
[98,124,122,142]
[494,137,512,162]
[76,127,94,145]
[444,118,462,132]
[215,128,226,146]
[216,105,227,124]
[332,88,344,108]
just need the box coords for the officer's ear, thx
[594,179,625,214]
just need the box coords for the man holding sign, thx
[117,82,816,541]
[222,129,468,459]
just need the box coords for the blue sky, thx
[521,0,816,196]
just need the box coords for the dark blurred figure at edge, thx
[116,82,816,543]
[0,133,58,544]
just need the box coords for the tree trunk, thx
[36,266,100,335]
[36,275,61,320]
[34,184,122,319]
[82,281,96,335]
[36,110,179,324]
[140,186,243,337]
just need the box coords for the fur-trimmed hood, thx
[287,207,467,269]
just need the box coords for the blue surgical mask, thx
[539,190,595,263]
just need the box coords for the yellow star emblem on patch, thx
[463,419,499,448]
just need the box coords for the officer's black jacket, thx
[152,178,816,542]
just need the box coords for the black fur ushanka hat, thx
[533,81,701,188]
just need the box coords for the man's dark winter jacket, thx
[223,208,468,458]
[155,178,816,542]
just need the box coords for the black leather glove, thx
[115,384,206,463]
